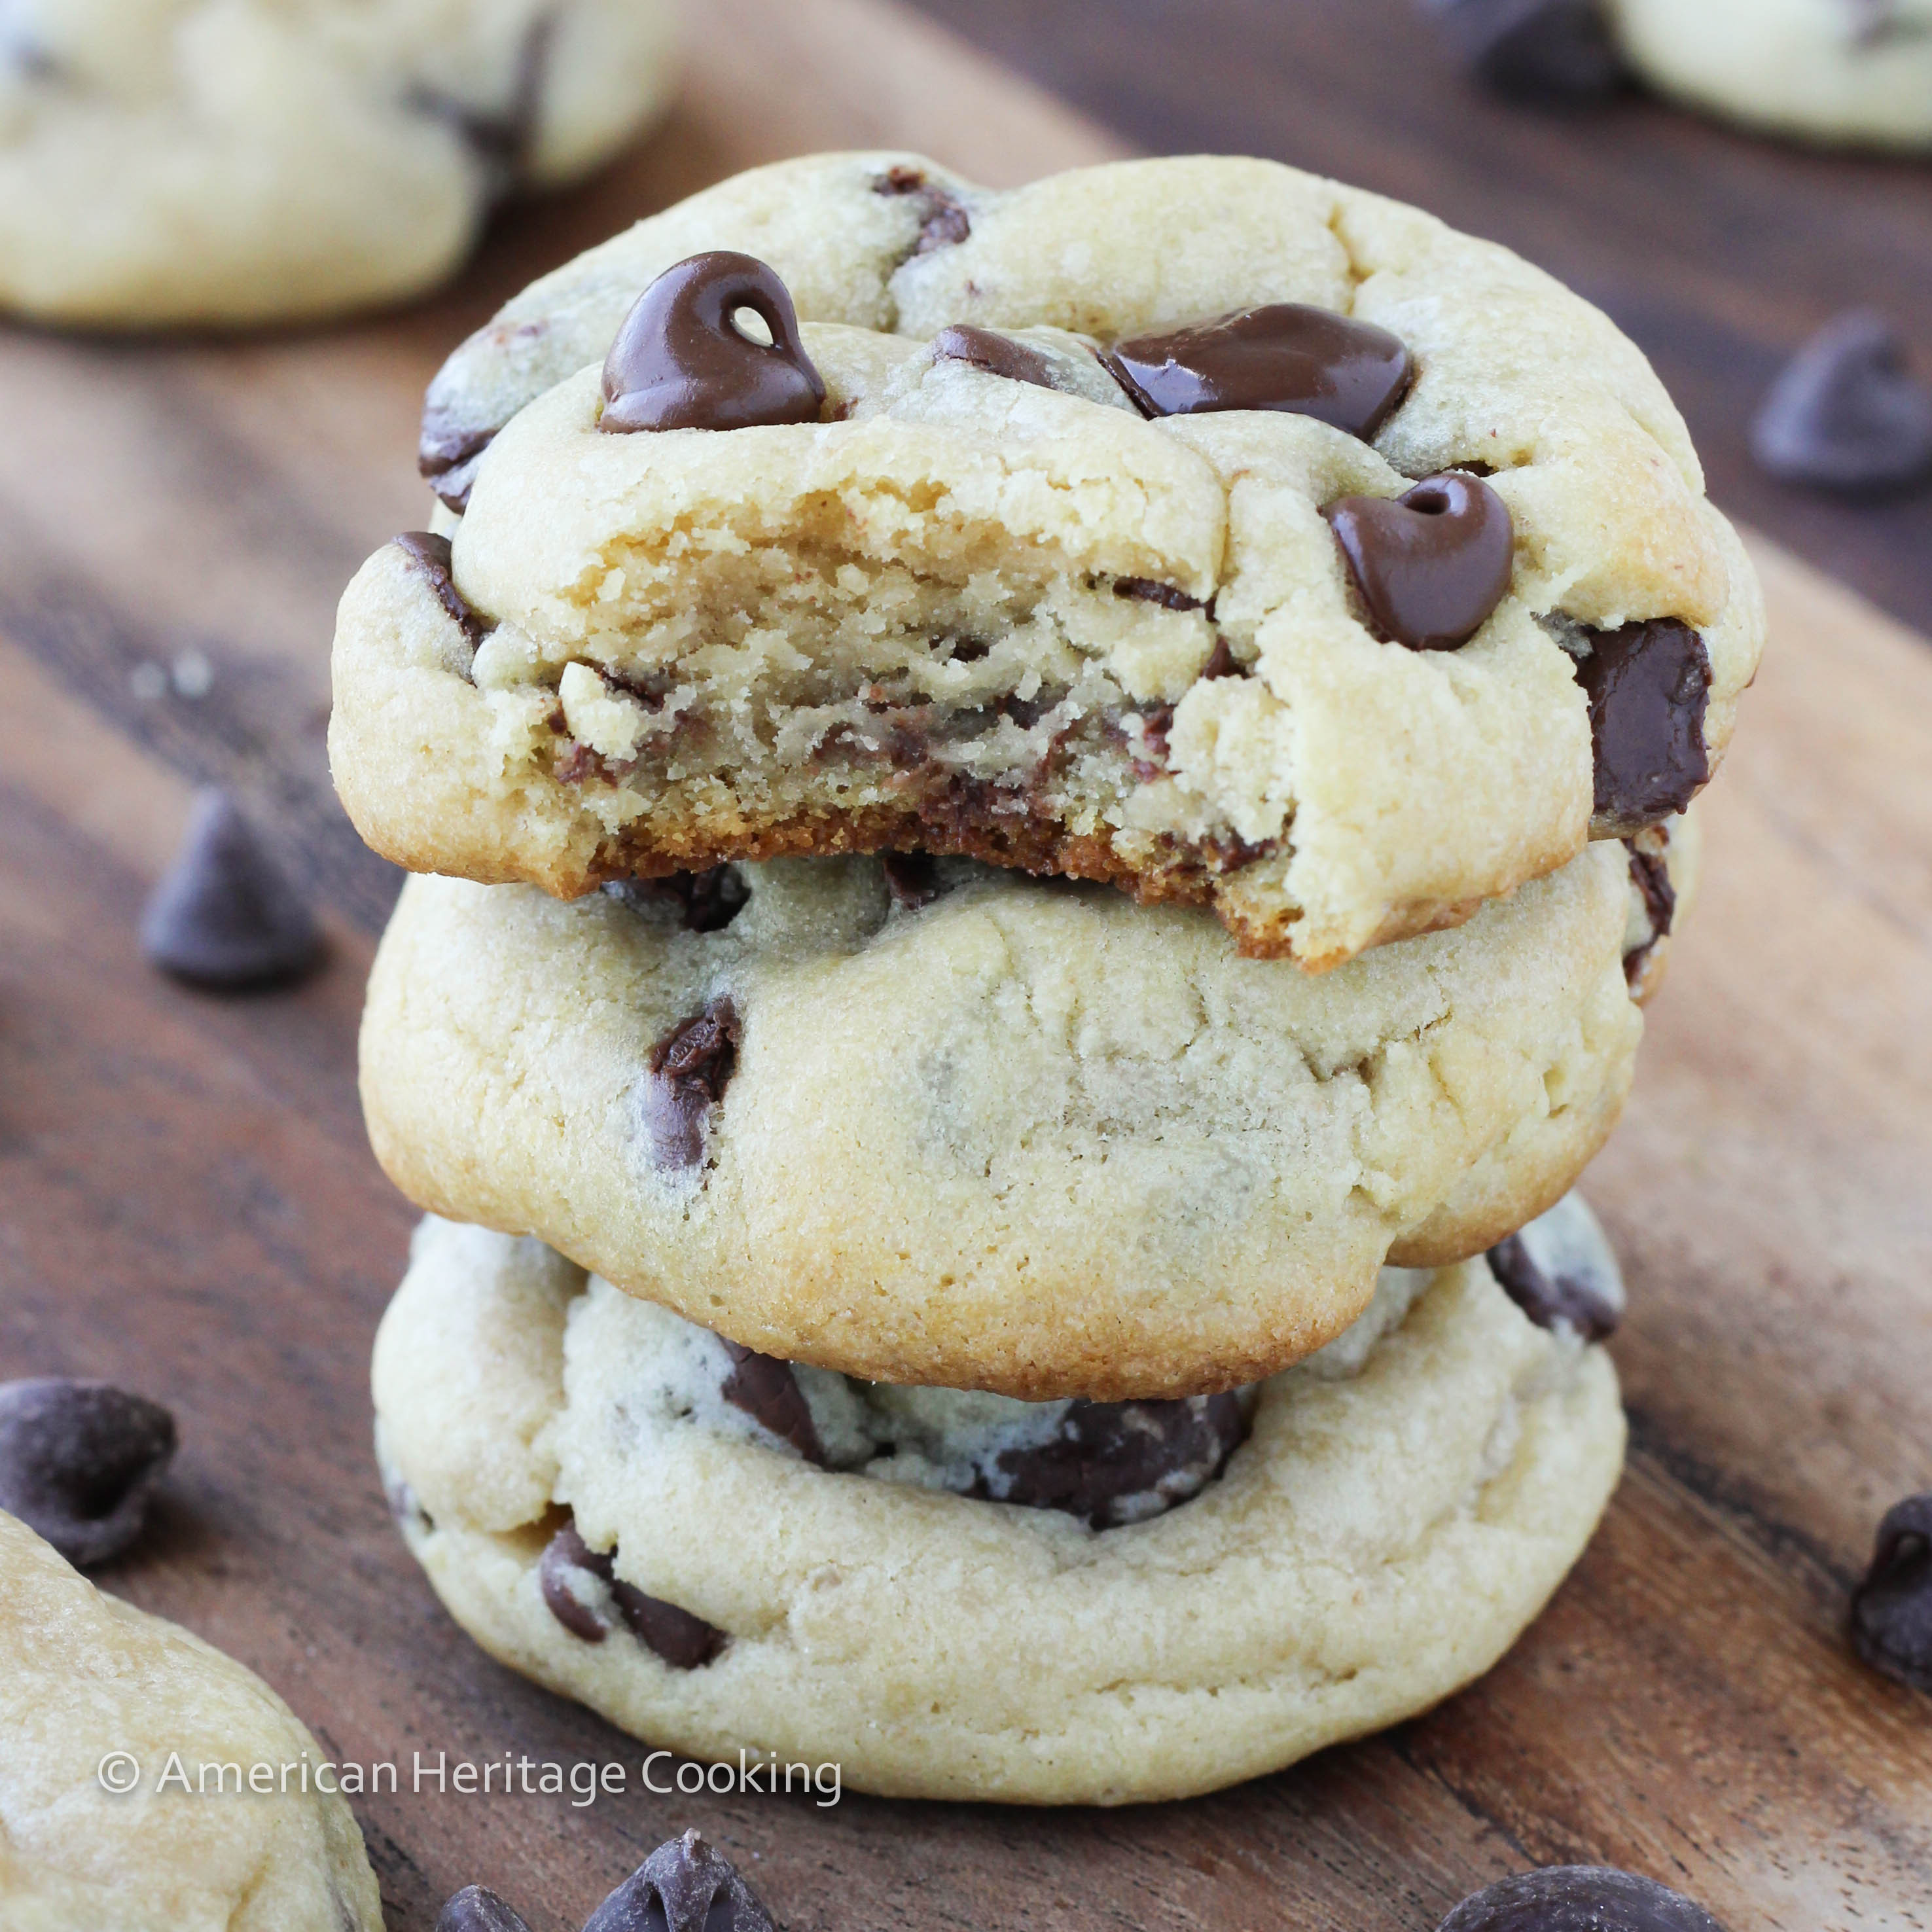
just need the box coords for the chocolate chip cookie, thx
[329,151,1762,969]
[0,1511,384,1931]
[357,834,1672,1399]
[0,0,675,327]
[372,1209,1627,1804]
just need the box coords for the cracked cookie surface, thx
[0,1512,384,1932]
[356,832,1683,1398]
[0,0,675,325]
[329,151,1761,968]
[373,1213,1626,1804]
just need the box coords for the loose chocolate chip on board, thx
[719,1342,827,1464]
[139,790,325,992]
[1486,1230,1622,1342]
[584,1830,778,1932]
[1850,1494,1932,1692]
[641,999,741,1170]
[988,1393,1252,1529]
[393,531,488,645]
[1751,311,1932,493]
[603,866,749,933]
[881,851,943,908]
[1323,473,1514,650]
[436,1886,534,1932]
[539,1524,726,1668]
[1107,303,1414,438]
[1573,619,1711,834]
[1437,1867,1725,1932]
[1425,0,1628,99]
[0,1379,177,1567]
[930,324,1057,389]
[600,253,825,435]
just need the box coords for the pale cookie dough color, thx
[0,0,676,326]
[372,1211,1628,1805]
[328,151,1762,968]
[0,1512,384,1932]
[1608,0,1932,150]
[356,833,1685,1399]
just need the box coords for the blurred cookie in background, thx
[0,0,677,328]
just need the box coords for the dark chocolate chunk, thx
[1623,832,1675,990]
[139,790,325,992]
[881,851,942,908]
[1113,577,1209,613]
[1572,619,1711,834]
[1323,472,1514,650]
[393,531,488,645]
[603,867,749,933]
[539,1524,725,1668]
[931,324,1056,389]
[436,1886,533,1932]
[600,254,825,435]
[584,1830,777,1932]
[641,999,740,1170]
[1436,1866,1725,1932]
[1751,311,1932,494]
[0,1379,177,1567]
[986,1393,1251,1530]
[719,1342,825,1464]
[1107,304,1414,438]
[1486,1230,1621,1342]
[1425,0,1628,99]
[1850,1493,1932,1692]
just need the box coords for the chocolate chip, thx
[1572,620,1710,834]
[1323,472,1513,651]
[539,1524,724,1668]
[984,1393,1251,1529]
[881,851,942,908]
[1751,312,1932,495]
[641,999,740,1171]
[1623,831,1675,990]
[1425,0,1628,99]
[931,325,1056,389]
[872,166,973,254]
[140,789,325,992]
[407,16,554,202]
[417,418,495,513]
[1850,1494,1932,1692]
[1113,577,1209,613]
[0,1379,177,1567]
[1437,1867,1725,1932]
[600,254,825,436]
[584,1830,777,1932]
[719,1342,825,1463]
[1485,1194,1624,1342]
[436,1886,533,1932]
[393,531,488,645]
[603,867,748,933]
[1107,304,1414,439]
[1199,635,1244,680]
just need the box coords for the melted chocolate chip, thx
[719,1342,825,1463]
[873,166,973,255]
[603,867,748,933]
[1623,833,1675,990]
[984,1393,1251,1530]
[1427,0,1628,99]
[436,1887,533,1932]
[1437,1867,1724,1932]
[1850,1493,1932,1692]
[931,325,1056,389]
[882,851,943,908]
[1486,1231,1621,1342]
[1200,635,1245,680]
[641,999,740,1171]
[1323,472,1514,651]
[139,790,325,992]
[417,418,495,512]
[408,15,553,201]
[393,531,487,645]
[539,1524,724,1668]
[600,254,825,435]
[1107,304,1414,439]
[584,1831,777,1932]
[0,1379,177,1567]
[1572,619,1711,834]
[1751,311,1932,494]
[1114,577,1209,613]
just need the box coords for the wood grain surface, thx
[1,4,1928,1930]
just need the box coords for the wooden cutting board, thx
[1,3,1927,1927]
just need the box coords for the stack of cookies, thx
[331,151,1763,1804]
